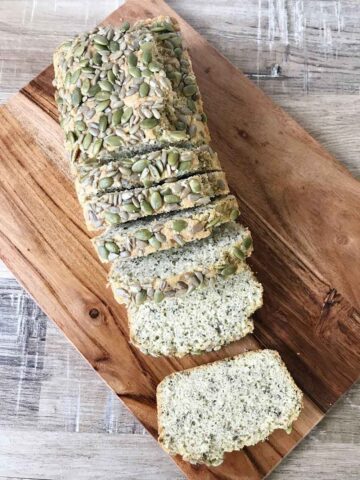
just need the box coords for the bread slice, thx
[157,349,303,466]
[93,195,240,263]
[109,222,252,304]
[128,265,263,356]
[83,171,229,231]
[53,16,210,166]
[75,145,221,204]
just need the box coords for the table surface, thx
[0,1,359,479]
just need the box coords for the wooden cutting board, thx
[0,0,359,478]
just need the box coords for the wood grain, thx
[0,0,359,479]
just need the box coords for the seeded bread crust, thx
[83,171,229,230]
[93,195,240,263]
[157,349,303,466]
[128,266,263,356]
[110,222,252,304]
[75,145,221,204]
[53,16,210,165]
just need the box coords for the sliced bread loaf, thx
[93,195,240,262]
[75,145,221,203]
[128,265,263,356]
[83,171,229,231]
[109,222,252,304]
[157,349,303,466]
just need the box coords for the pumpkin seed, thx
[134,229,152,241]
[132,159,148,173]
[123,203,138,213]
[99,115,108,132]
[128,66,141,78]
[93,34,108,45]
[98,177,113,189]
[139,82,150,97]
[81,78,90,95]
[189,179,201,193]
[112,109,123,126]
[75,120,86,132]
[107,70,116,84]
[173,219,187,232]
[98,80,113,92]
[142,50,152,65]
[140,118,159,129]
[88,84,101,97]
[150,191,163,210]
[148,61,162,72]
[109,40,119,52]
[121,21,130,31]
[104,212,121,224]
[71,69,81,84]
[127,52,138,67]
[221,264,237,277]
[233,246,245,260]
[170,36,182,48]
[121,107,133,124]
[164,194,180,204]
[149,236,161,250]
[98,245,109,260]
[140,201,154,215]
[243,236,252,250]
[154,290,165,303]
[142,68,152,77]
[82,133,93,150]
[92,138,103,156]
[178,161,191,171]
[151,22,174,32]
[105,241,119,254]
[96,100,110,112]
[230,208,240,221]
[167,131,187,141]
[71,88,82,106]
[74,43,86,57]
[81,66,95,74]
[105,135,122,147]
[183,84,197,97]
[174,47,182,58]
[135,290,147,305]
[187,98,196,112]
[92,52,102,65]
[94,43,108,52]
[95,91,111,101]
[167,151,179,166]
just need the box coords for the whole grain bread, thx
[157,349,303,466]
[128,265,263,356]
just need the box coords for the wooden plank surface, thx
[0,0,358,480]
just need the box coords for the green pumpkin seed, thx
[74,43,86,57]
[81,66,95,74]
[67,131,76,145]
[183,84,197,97]
[98,246,109,260]
[142,50,152,65]
[120,21,130,31]
[104,211,121,225]
[170,36,182,48]
[167,70,181,87]
[233,246,245,260]
[173,219,188,232]
[184,75,196,85]
[64,71,72,87]
[178,161,191,171]
[88,84,101,97]
[134,229,152,241]
[221,264,237,277]
[109,40,119,52]
[140,201,154,215]
[127,52,138,67]
[151,22,174,32]
[95,91,111,101]
[187,98,196,112]
[201,113,208,123]
[230,208,240,221]
[81,78,90,95]
[132,159,148,173]
[94,43,108,52]
[75,120,86,132]
[149,237,161,250]
[142,69,152,77]
[70,69,81,84]
[105,135,122,147]
[105,241,119,254]
[93,34,108,46]
[107,70,116,84]
[98,80,113,92]
[112,109,123,126]
[189,179,201,193]
[128,66,141,78]
[98,177,113,189]
[164,194,180,204]
[99,115,108,132]
[121,107,133,124]
[243,236,252,250]
[135,290,147,305]
[140,42,153,51]
[167,131,188,141]
[139,82,150,97]
[71,88,82,106]
[140,118,159,129]
[167,151,179,166]
[142,179,153,188]
[148,61,162,72]
[93,52,102,65]
[174,47,182,58]
[82,133,93,150]
[96,100,110,112]
[123,203,138,213]
[150,191,163,210]
[154,290,165,303]
[92,138,103,156]
[206,217,221,228]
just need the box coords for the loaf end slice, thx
[128,265,263,356]
[157,349,303,466]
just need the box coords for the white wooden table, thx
[0,1,359,479]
